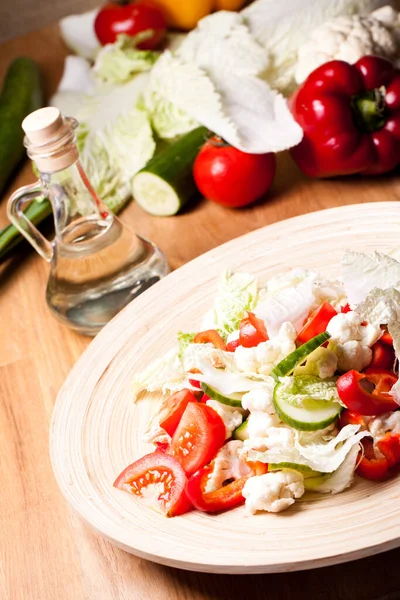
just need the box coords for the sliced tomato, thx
[185,464,253,513]
[297,302,337,345]
[114,452,192,516]
[194,329,226,350]
[369,341,395,371]
[226,338,240,352]
[170,402,225,475]
[158,389,197,437]
[239,312,268,348]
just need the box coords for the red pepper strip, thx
[369,341,395,371]
[357,438,389,480]
[245,461,269,476]
[226,339,240,352]
[290,56,400,177]
[380,329,394,346]
[239,312,268,348]
[341,304,352,313]
[194,329,226,350]
[339,409,365,429]
[377,433,400,468]
[297,302,337,345]
[185,465,254,513]
[336,369,399,415]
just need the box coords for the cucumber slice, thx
[273,381,342,431]
[268,462,320,478]
[201,382,243,408]
[132,126,210,216]
[232,419,249,441]
[271,332,331,380]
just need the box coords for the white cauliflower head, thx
[327,311,381,347]
[206,400,244,440]
[204,440,250,493]
[335,340,372,372]
[295,8,399,84]
[242,470,305,514]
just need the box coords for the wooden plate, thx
[50,202,400,574]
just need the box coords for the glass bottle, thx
[7,107,168,336]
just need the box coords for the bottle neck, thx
[40,159,111,243]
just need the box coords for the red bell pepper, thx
[290,55,400,177]
[338,409,365,429]
[380,328,393,346]
[194,329,226,350]
[377,432,400,468]
[369,341,395,371]
[336,368,398,415]
[297,302,337,345]
[226,338,240,352]
[357,438,389,480]
[185,464,253,513]
[239,312,268,348]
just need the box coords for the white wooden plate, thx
[50,202,400,574]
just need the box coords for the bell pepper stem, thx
[352,87,387,133]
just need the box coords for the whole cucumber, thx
[0,57,43,195]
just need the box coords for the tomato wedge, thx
[194,329,226,350]
[170,403,225,475]
[239,312,268,348]
[369,341,395,371]
[336,368,399,415]
[185,464,253,513]
[113,452,192,516]
[297,302,337,345]
[158,389,197,437]
[226,338,240,352]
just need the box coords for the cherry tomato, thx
[94,1,166,49]
[336,368,399,415]
[369,341,395,371]
[114,451,192,516]
[170,402,225,475]
[239,312,268,348]
[193,136,276,208]
[297,302,337,345]
[158,389,197,437]
[193,329,226,350]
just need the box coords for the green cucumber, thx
[271,332,331,380]
[132,126,211,216]
[201,382,243,408]
[273,380,342,431]
[268,462,320,478]
[0,57,43,195]
[232,419,249,441]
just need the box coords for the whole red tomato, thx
[193,137,276,208]
[94,1,167,49]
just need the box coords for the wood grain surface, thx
[2,22,400,600]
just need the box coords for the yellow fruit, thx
[150,0,214,30]
[214,0,247,9]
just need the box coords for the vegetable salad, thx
[114,250,400,517]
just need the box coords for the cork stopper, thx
[22,107,79,173]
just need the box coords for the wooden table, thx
[2,22,400,600]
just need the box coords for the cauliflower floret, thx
[234,322,296,376]
[243,426,295,454]
[206,400,244,440]
[204,440,250,493]
[327,311,381,347]
[295,346,338,379]
[247,411,281,438]
[295,10,399,84]
[335,340,372,372]
[368,411,400,441]
[241,384,275,413]
[242,470,305,514]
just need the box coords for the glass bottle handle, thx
[7,181,53,262]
